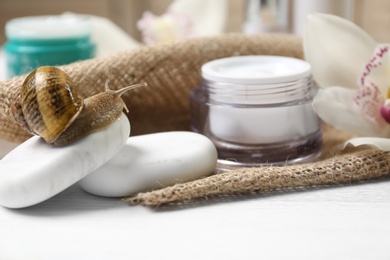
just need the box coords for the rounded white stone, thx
[79,132,218,197]
[0,114,130,208]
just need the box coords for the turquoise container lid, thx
[4,14,95,78]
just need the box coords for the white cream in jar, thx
[190,55,322,170]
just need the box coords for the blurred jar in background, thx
[243,0,354,35]
[243,0,290,33]
[293,0,354,35]
[3,13,95,78]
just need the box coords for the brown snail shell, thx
[9,66,146,146]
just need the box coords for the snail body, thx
[10,66,145,146]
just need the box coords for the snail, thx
[9,66,146,146]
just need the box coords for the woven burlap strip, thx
[125,122,386,206]
[127,148,390,206]
[0,33,303,143]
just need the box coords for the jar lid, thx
[6,13,91,40]
[201,55,311,84]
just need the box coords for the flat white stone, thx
[79,132,218,197]
[0,114,130,208]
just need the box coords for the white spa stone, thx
[0,114,130,208]
[79,131,218,197]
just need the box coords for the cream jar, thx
[4,14,95,78]
[190,55,322,170]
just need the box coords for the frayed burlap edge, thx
[126,148,390,206]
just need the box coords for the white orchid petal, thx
[360,45,390,95]
[304,13,376,89]
[313,87,381,136]
[344,137,390,151]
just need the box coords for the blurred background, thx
[0,0,389,80]
[0,0,389,45]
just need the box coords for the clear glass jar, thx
[190,55,322,170]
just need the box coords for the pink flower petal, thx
[359,45,390,95]
[354,83,386,126]
[380,103,390,124]
[313,87,383,136]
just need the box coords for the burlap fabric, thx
[127,149,390,206]
[0,33,388,206]
[0,33,303,143]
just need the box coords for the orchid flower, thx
[137,0,227,45]
[304,13,390,151]
[137,10,195,45]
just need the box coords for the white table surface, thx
[1,139,390,259]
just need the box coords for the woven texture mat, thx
[0,33,388,206]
